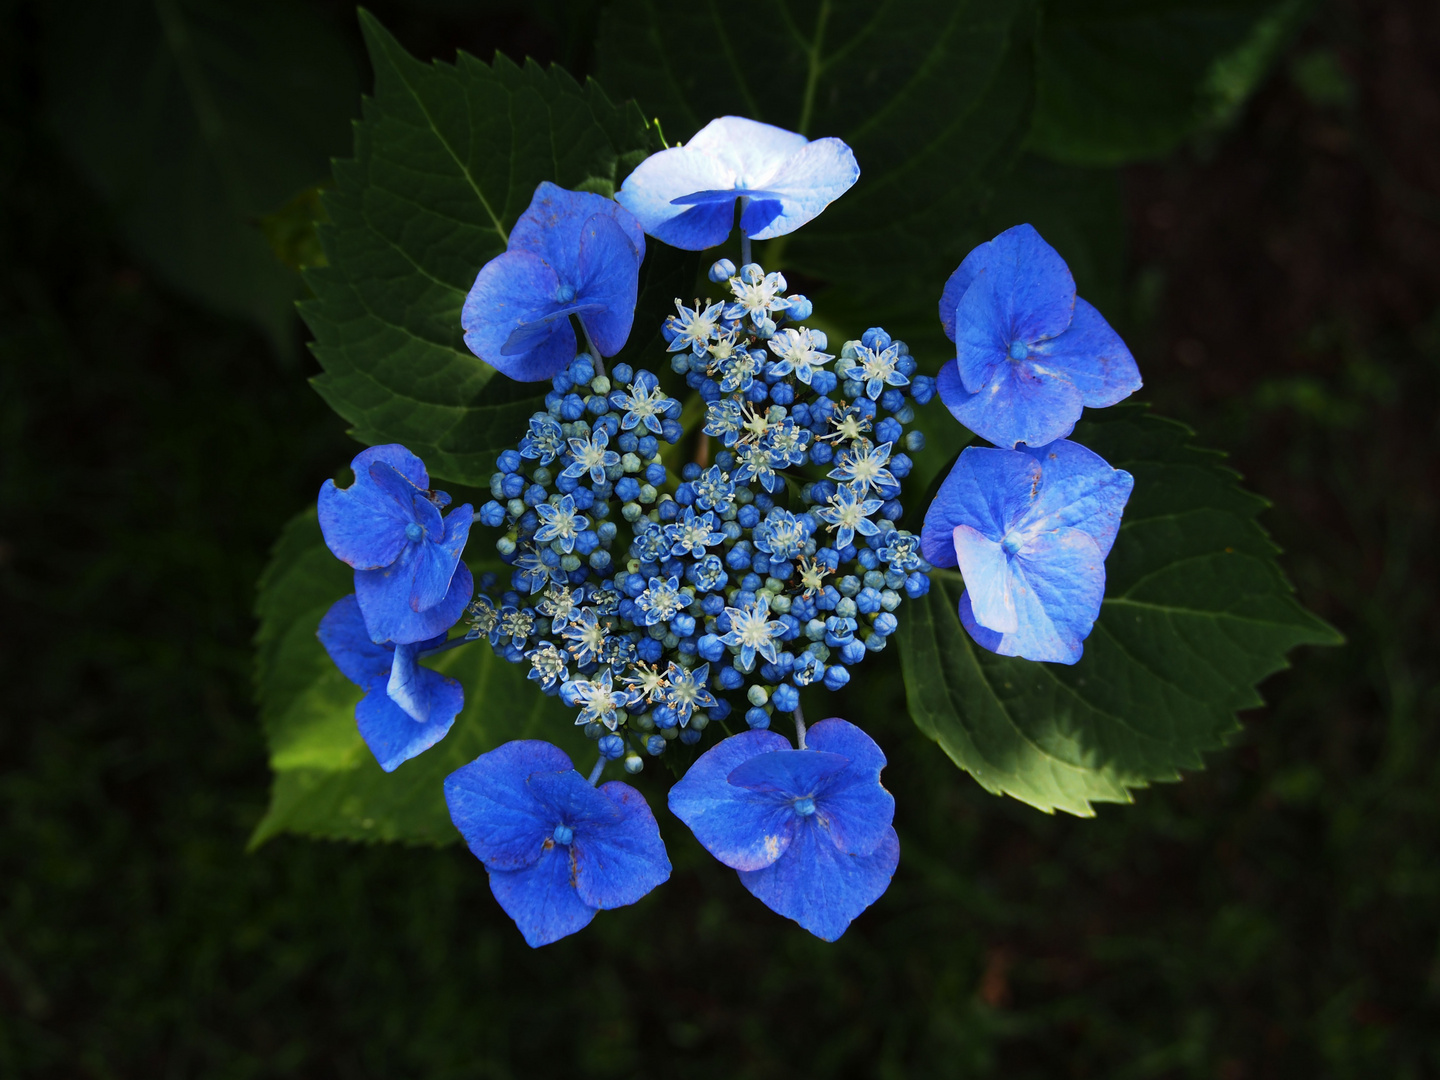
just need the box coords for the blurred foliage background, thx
[2,0,1438,1076]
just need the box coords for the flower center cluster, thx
[462,260,936,772]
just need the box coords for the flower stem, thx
[793,702,808,749]
[739,195,752,266]
[587,755,606,786]
[419,634,476,658]
[580,321,605,378]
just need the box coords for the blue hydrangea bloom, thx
[462,182,646,381]
[444,741,671,947]
[668,719,899,941]
[919,438,1134,664]
[317,595,463,771]
[615,116,859,250]
[318,444,475,645]
[936,224,1142,449]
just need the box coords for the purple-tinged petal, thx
[1030,297,1142,408]
[356,671,461,772]
[574,213,642,357]
[355,560,473,646]
[317,594,393,686]
[317,445,429,570]
[725,749,851,795]
[801,719,895,858]
[1015,440,1134,558]
[938,355,1083,450]
[509,181,645,276]
[667,729,798,870]
[959,527,1106,664]
[572,781,671,909]
[919,444,1042,567]
[487,845,596,948]
[952,524,1018,634]
[461,249,575,382]
[738,822,900,942]
[444,741,576,869]
[743,137,859,241]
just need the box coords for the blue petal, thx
[572,781,671,909]
[1030,297,1142,408]
[355,560,473,645]
[356,671,461,772]
[1014,440,1135,558]
[726,749,851,796]
[574,213,643,357]
[385,639,460,724]
[956,223,1076,348]
[487,845,597,948]
[959,526,1106,664]
[667,729,799,870]
[526,768,624,828]
[461,249,575,382]
[408,503,473,613]
[743,137,859,241]
[687,116,811,179]
[919,443,1042,568]
[798,719,895,858]
[317,445,428,569]
[938,242,992,344]
[616,141,735,248]
[503,302,604,356]
[443,741,575,869]
[738,823,899,942]
[509,181,645,278]
[951,524,1019,634]
[937,351,1083,450]
[316,594,393,687]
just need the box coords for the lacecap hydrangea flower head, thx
[307,114,1143,947]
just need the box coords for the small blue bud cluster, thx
[463,262,933,765]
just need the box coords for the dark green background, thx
[3,0,1437,1076]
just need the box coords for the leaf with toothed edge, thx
[897,406,1342,816]
[301,10,689,488]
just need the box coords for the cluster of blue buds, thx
[462,257,936,772]
[309,113,1143,950]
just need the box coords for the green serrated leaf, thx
[250,506,591,848]
[596,0,1038,317]
[39,0,359,351]
[302,11,672,487]
[897,406,1342,816]
[1028,0,1312,166]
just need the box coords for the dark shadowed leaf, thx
[596,0,1038,312]
[1028,0,1311,166]
[39,0,358,349]
[897,406,1341,816]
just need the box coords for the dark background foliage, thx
[2,0,1437,1076]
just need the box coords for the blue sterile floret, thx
[935,223,1142,449]
[667,719,899,941]
[317,444,474,645]
[462,182,646,381]
[444,741,670,947]
[317,595,464,771]
[615,116,859,250]
[920,438,1134,664]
